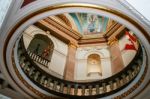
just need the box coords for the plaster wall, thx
[75,45,112,81]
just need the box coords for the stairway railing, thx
[27,50,50,67]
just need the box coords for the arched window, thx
[27,34,54,61]
[87,54,102,76]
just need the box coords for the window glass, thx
[0,0,12,27]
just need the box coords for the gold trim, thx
[3,3,150,98]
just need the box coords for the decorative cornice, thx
[78,37,107,45]
[56,14,72,28]
[104,23,122,39]
[44,17,82,40]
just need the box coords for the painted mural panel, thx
[70,13,108,35]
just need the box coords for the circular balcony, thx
[15,36,143,98]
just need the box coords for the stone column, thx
[64,42,77,81]
[108,38,124,75]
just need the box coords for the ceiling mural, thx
[69,13,109,35]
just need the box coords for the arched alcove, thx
[27,34,54,61]
[87,54,102,76]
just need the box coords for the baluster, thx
[95,85,99,94]
[45,61,48,66]
[81,86,85,96]
[30,52,33,58]
[32,54,34,60]
[115,78,120,88]
[40,59,43,64]
[44,60,46,66]
[38,57,41,63]
[60,83,64,93]
[67,84,71,94]
[136,66,140,74]
[34,71,40,81]
[41,59,44,65]
[23,62,30,71]
[45,60,47,66]
[88,85,92,95]
[42,59,45,65]
[45,60,48,66]
[29,67,35,77]
[43,60,45,65]
[74,85,78,95]
[44,60,47,66]
[43,79,48,87]
[40,75,46,84]
[121,74,126,85]
[42,60,44,65]
[47,78,52,88]
[35,55,37,61]
[47,61,49,66]
[127,70,132,80]
[134,66,139,76]
[36,55,39,62]
[109,81,114,91]
[53,81,58,91]
[102,83,107,93]
[33,54,36,60]
[29,52,32,58]
[30,52,33,57]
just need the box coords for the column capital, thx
[108,37,118,46]
[68,42,78,48]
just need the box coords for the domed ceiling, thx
[25,12,139,82]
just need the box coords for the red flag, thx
[124,44,136,50]
[124,31,137,51]
[125,31,137,42]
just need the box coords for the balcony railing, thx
[17,37,143,98]
[27,50,50,67]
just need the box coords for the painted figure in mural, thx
[42,45,51,59]
[33,43,40,55]
[87,15,97,33]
